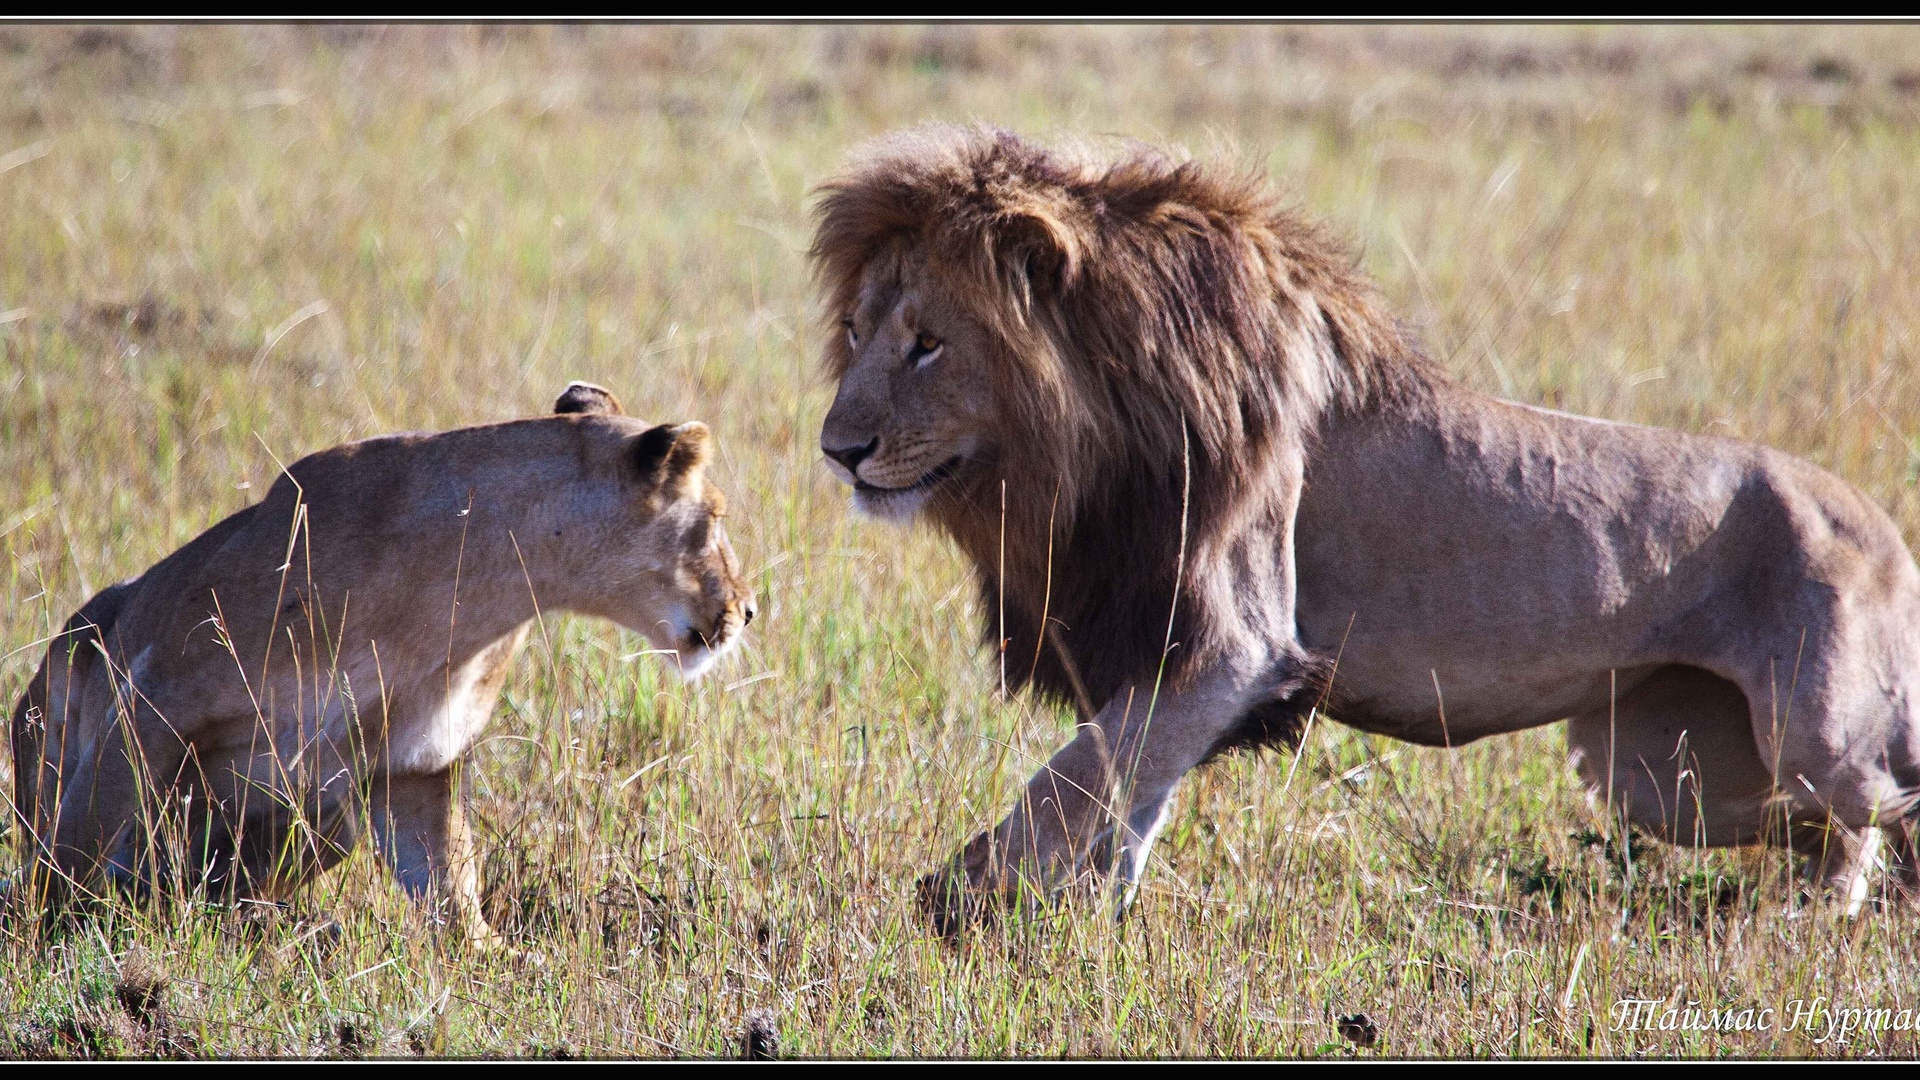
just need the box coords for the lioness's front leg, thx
[923,665,1272,929]
[370,768,500,949]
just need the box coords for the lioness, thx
[9,382,754,940]
[810,126,1920,923]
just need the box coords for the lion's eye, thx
[907,332,943,369]
[842,320,858,349]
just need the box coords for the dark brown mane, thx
[810,125,1443,710]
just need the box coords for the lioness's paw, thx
[459,921,545,966]
[491,942,548,969]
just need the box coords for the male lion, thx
[811,126,1920,923]
[9,382,754,941]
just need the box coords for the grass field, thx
[4,24,1920,1059]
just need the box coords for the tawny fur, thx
[9,386,754,940]
[812,125,1920,918]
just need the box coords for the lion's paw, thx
[915,870,987,939]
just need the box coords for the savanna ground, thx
[2,23,1919,1059]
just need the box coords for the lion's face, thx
[820,267,996,522]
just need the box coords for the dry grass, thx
[3,23,1920,1059]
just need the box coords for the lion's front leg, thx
[922,666,1271,932]
[961,727,1115,889]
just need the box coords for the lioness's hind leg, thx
[1565,665,1774,847]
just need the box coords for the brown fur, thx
[552,380,624,417]
[10,386,754,939]
[813,126,1431,712]
[814,126,1920,919]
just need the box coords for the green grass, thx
[3,24,1920,1058]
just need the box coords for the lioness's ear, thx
[554,381,624,416]
[631,421,711,497]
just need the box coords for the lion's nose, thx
[822,436,879,474]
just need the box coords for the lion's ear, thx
[554,381,624,416]
[995,206,1081,301]
[631,421,711,498]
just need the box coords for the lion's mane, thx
[810,126,1442,714]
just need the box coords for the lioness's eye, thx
[907,332,943,368]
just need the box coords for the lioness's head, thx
[553,382,754,680]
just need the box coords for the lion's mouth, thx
[854,457,963,499]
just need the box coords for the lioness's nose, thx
[742,596,757,626]
[823,436,878,473]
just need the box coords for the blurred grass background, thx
[2,23,1918,1058]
